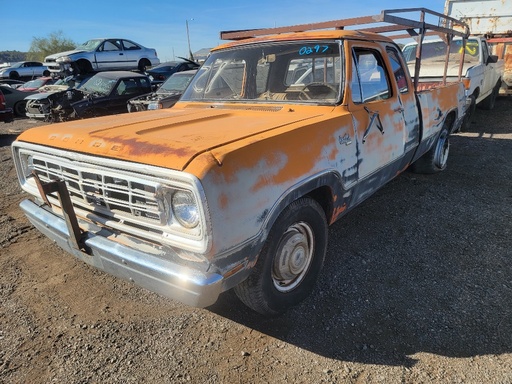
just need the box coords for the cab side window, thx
[351,48,391,103]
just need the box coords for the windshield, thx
[76,39,103,51]
[403,39,480,64]
[158,72,195,94]
[79,75,117,95]
[181,41,342,104]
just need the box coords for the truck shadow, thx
[209,97,512,366]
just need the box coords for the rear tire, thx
[411,119,451,174]
[138,59,151,72]
[234,197,328,316]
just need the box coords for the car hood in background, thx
[45,50,87,60]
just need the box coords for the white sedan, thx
[43,38,160,77]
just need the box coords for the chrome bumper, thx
[20,199,224,308]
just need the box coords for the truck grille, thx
[15,143,208,252]
[27,152,166,231]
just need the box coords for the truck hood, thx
[16,105,327,171]
[45,49,86,60]
[408,60,476,77]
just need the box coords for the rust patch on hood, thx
[16,105,327,173]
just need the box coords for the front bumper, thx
[20,199,224,308]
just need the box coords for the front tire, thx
[14,100,27,117]
[479,81,500,110]
[459,94,475,132]
[75,60,93,75]
[234,197,328,316]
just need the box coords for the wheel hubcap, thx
[434,131,449,169]
[272,222,314,292]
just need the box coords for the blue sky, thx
[3,0,446,62]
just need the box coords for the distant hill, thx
[0,51,28,65]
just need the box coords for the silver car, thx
[0,61,50,80]
[43,38,160,77]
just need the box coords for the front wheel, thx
[14,100,27,117]
[479,81,500,110]
[459,94,476,132]
[234,197,328,316]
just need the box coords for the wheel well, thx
[138,58,151,70]
[306,186,334,223]
[76,59,92,72]
[445,110,456,130]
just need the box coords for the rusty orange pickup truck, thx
[12,9,470,316]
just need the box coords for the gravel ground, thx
[0,99,511,383]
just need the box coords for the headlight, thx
[148,102,162,110]
[172,190,199,228]
[56,56,72,63]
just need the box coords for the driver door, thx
[346,41,412,202]
[96,39,125,70]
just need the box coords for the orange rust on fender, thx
[331,203,347,223]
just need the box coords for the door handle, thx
[363,107,384,143]
[394,107,404,114]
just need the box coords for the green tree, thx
[27,31,76,62]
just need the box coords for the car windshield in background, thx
[79,75,117,95]
[76,39,103,51]
[21,78,47,89]
[157,73,195,94]
[403,38,480,64]
[181,41,342,103]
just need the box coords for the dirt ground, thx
[0,98,511,384]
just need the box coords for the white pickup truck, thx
[445,0,512,96]
[402,36,503,130]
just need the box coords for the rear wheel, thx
[234,197,328,316]
[43,70,50,76]
[138,59,151,72]
[410,119,451,174]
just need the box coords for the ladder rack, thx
[220,8,469,40]
[220,8,470,89]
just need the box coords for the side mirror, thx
[487,55,498,64]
